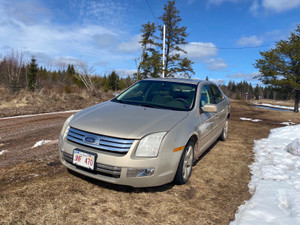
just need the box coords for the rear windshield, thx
[112,80,197,111]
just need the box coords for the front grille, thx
[62,152,121,178]
[67,127,134,154]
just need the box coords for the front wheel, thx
[174,140,195,185]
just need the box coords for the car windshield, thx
[112,80,197,111]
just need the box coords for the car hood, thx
[69,101,188,139]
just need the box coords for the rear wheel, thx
[220,119,229,141]
[174,140,195,185]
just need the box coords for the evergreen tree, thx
[159,1,194,77]
[27,57,38,91]
[254,24,300,112]
[137,22,161,80]
[107,71,119,91]
[137,1,194,78]
[254,84,260,100]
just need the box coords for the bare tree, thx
[74,62,96,94]
[1,50,25,92]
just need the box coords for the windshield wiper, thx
[112,98,126,104]
[138,103,161,109]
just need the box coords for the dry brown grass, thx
[0,86,114,117]
[0,99,300,224]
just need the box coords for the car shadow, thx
[67,169,175,193]
[193,139,218,166]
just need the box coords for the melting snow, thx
[255,103,300,111]
[240,117,262,123]
[0,150,8,155]
[230,124,300,225]
[32,139,58,148]
[281,121,296,126]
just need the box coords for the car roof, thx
[144,77,206,85]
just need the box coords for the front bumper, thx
[58,136,179,187]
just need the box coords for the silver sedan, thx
[58,78,230,187]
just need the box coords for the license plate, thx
[73,149,96,170]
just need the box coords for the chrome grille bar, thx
[67,127,134,153]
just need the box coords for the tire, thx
[220,119,229,141]
[174,140,195,185]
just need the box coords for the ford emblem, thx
[83,136,97,144]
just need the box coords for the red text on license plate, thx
[73,150,95,170]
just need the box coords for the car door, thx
[208,84,227,134]
[195,84,216,157]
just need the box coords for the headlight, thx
[60,114,74,137]
[135,132,166,157]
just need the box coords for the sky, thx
[0,0,299,84]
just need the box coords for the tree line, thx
[220,80,292,101]
[0,51,134,94]
[0,50,291,102]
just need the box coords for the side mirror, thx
[201,104,217,113]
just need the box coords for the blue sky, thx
[0,0,299,84]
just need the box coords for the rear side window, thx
[209,85,224,104]
[200,84,224,107]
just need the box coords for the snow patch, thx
[240,117,262,122]
[281,121,296,126]
[0,150,8,155]
[255,103,300,111]
[230,124,300,225]
[32,139,58,148]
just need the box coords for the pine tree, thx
[137,22,161,80]
[254,24,300,112]
[27,57,38,91]
[159,1,194,77]
[137,1,194,78]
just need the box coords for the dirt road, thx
[0,101,299,224]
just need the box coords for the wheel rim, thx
[223,120,228,138]
[182,145,193,180]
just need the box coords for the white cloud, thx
[250,0,300,14]
[188,0,197,4]
[182,42,218,60]
[207,0,239,6]
[262,0,300,12]
[249,0,260,15]
[227,71,260,80]
[77,0,128,27]
[237,35,263,46]
[181,42,228,71]
[207,0,300,13]
[118,35,142,53]
[0,0,138,74]
[206,58,228,71]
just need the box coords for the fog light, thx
[127,168,155,177]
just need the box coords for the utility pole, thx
[162,24,166,78]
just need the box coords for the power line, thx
[145,0,159,24]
